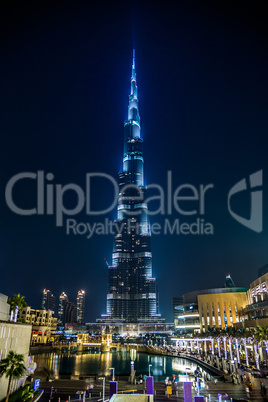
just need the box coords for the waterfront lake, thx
[34,350,214,381]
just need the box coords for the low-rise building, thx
[0,293,10,321]
[172,296,183,328]
[174,299,200,336]
[197,287,247,332]
[91,319,174,336]
[234,269,268,329]
[19,307,57,343]
[0,293,35,401]
[174,275,248,335]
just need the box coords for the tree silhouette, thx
[0,351,26,402]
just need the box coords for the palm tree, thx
[236,327,252,367]
[0,351,26,402]
[8,294,27,321]
[254,325,268,350]
[253,325,268,369]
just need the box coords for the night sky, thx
[0,1,267,322]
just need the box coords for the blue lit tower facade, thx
[105,51,159,322]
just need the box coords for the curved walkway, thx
[178,353,224,377]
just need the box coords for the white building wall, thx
[0,313,33,400]
[0,293,10,321]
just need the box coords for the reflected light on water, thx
[172,360,196,374]
[34,351,212,381]
[130,349,137,362]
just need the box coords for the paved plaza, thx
[37,375,268,401]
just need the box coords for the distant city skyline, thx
[43,289,85,325]
[0,1,267,322]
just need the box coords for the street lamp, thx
[195,367,201,396]
[110,367,115,381]
[149,364,152,377]
[197,375,200,396]
[98,377,105,402]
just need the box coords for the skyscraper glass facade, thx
[58,291,68,324]
[77,289,85,324]
[105,51,160,322]
[42,289,56,311]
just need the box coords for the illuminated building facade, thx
[175,299,200,335]
[0,293,35,401]
[173,297,183,327]
[19,306,57,344]
[103,51,161,324]
[42,288,56,311]
[174,276,248,335]
[58,291,68,324]
[234,268,268,330]
[198,289,247,332]
[77,289,85,324]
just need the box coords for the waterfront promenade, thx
[34,348,268,401]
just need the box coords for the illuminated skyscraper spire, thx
[132,49,136,81]
[128,49,140,123]
[102,51,162,323]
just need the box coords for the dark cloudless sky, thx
[0,1,267,322]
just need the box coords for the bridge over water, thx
[53,334,154,353]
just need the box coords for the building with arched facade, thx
[174,276,248,335]
[19,306,57,343]
[197,288,248,332]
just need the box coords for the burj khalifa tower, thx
[102,50,163,325]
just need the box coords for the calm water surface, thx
[34,350,214,381]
